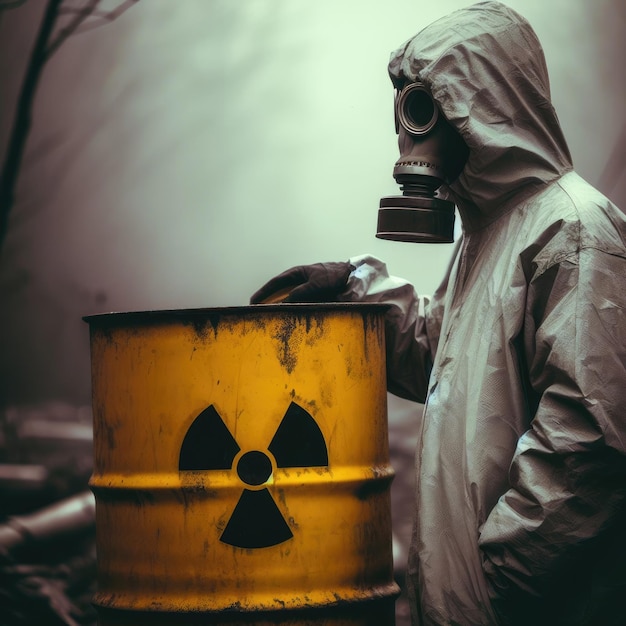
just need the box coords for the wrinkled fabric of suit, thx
[342,2,626,624]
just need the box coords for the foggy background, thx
[1,0,624,408]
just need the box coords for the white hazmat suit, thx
[344,2,626,624]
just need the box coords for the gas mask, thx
[377,81,469,243]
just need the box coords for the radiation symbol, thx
[179,401,328,549]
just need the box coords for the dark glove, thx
[250,262,355,304]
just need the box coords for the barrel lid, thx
[83,302,390,327]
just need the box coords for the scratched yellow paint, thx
[86,304,399,625]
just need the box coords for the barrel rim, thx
[91,579,401,614]
[83,302,390,327]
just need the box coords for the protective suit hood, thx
[388,1,573,232]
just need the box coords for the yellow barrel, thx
[85,303,399,626]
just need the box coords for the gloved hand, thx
[250,262,355,304]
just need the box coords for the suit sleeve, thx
[341,254,439,403]
[478,247,626,624]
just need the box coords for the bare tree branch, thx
[59,0,139,33]
[44,0,100,60]
[0,0,142,256]
[45,0,140,58]
[0,0,63,254]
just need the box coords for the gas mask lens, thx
[395,82,438,135]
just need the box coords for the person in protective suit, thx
[251,2,626,625]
